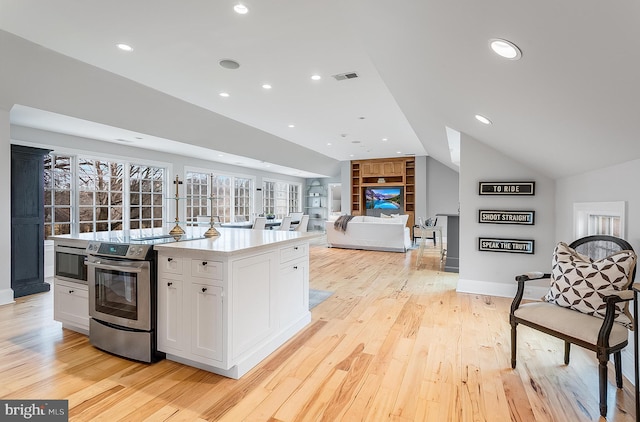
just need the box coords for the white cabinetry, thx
[157,274,184,353]
[53,279,89,334]
[191,283,223,361]
[155,235,312,379]
[157,254,225,365]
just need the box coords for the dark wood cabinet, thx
[11,145,52,298]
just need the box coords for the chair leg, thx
[564,341,571,365]
[614,351,623,388]
[511,323,517,369]
[599,357,608,417]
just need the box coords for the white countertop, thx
[154,228,321,254]
[50,227,322,254]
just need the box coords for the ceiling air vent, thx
[332,72,359,81]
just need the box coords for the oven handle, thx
[86,261,144,273]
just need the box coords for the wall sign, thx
[479,210,535,225]
[479,182,535,195]
[478,238,535,254]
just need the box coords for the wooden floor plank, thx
[0,239,636,421]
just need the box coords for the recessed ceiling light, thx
[116,43,133,52]
[382,138,388,141]
[219,92,230,97]
[489,38,522,60]
[327,143,332,146]
[475,114,492,124]
[396,151,402,154]
[234,4,249,14]
[218,154,224,157]
[311,74,321,81]
[262,84,272,90]
[219,59,240,70]
[288,124,295,128]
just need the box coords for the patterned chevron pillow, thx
[544,241,637,328]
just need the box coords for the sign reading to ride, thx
[479,210,535,225]
[478,182,535,195]
[478,238,535,254]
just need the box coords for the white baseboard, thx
[456,278,516,298]
[0,288,15,306]
[456,278,548,301]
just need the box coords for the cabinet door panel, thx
[157,277,184,352]
[231,253,276,359]
[278,259,308,325]
[191,284,223,362]
[54,281,89,330]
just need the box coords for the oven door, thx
[87,255,151,331]
[55,245,88,284]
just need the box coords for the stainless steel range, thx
[85,234,199,362]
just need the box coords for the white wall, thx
[458,133,556,298]
[425,156,459,218]
[0,109,13,305]
[556,158,640,246]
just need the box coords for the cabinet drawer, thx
[191,259,223,280]
[159,255,183,274]
[280,243,307,264]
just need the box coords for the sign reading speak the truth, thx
[478,210,535,225]
[478,238,535,254]
[478,182,535,195]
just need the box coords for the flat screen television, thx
[364,187,403,210]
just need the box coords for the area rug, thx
[309,289,334,309]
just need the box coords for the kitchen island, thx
[154,228,320,379]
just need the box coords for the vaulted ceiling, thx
[1,0,639,179]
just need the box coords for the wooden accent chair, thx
[510,235,637,417]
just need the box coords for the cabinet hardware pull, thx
[202,261,208,266]
[68,290,74,293]
[167,282,173,287]
[202,287,207,293]
[167,257,173,262]
[294,246,299,250]
[293,266,298,270]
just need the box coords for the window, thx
[44,153,167,237]
[44,154,73,236]
[234,177,252,222]
[185,170,253,224]
[78,158,125,233]
[263,179,302,217]
[574,201,625,238]
[129,164,165,229]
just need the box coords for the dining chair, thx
[252,216,267,230]
[294,215,309,232]
[279,216,292,231]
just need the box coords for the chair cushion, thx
[544,241,636,328]
[514,302,629,346]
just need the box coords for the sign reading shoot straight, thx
[479,210,535,225]
[478,182,535,195]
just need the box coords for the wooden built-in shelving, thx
[350,157,416,230]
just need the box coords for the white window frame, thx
[262,178,302,217]
[184,166,255,224]
[573,201,625,239]
[42,145,170,236]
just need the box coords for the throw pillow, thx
[544,241,637,328]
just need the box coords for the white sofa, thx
[325,215,412,252]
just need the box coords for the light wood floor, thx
[0,241,636,421]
